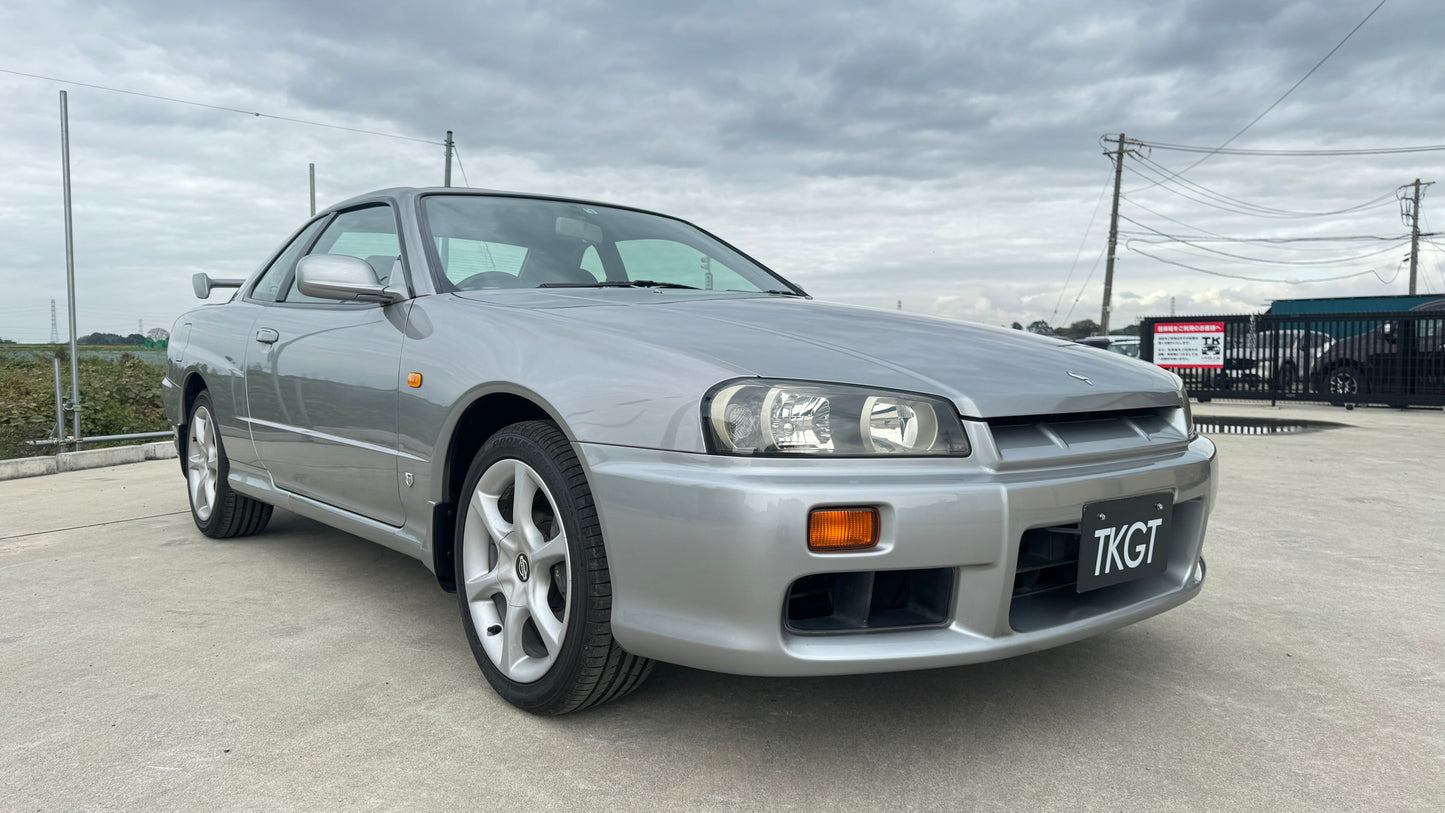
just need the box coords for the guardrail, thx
[1139,311,1445,408]
[26,431,172,448]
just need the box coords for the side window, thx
[579,245,605,281]
[615,239,755,290]
[249,218,327,303]
[284,205,402,303]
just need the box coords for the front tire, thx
[186,392,273,538]
[1325,365,1364,396]
[1274,362,1297,390]
[455,421,652,714]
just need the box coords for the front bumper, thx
[580,435,1216,676]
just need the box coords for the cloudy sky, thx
[2,0,1442,342]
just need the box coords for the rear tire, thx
[186,392,273,538]
[455,420,652,714]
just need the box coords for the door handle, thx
[254,327,279,344]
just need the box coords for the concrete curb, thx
[0,441,177,482]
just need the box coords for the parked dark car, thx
[1313,302,1445,397]
[1218,329,1333,390]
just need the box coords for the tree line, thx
[1010,319,1139,340]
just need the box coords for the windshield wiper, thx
[725,288,806,297]
[539,280,700,290]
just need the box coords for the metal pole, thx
[1409,178,1421,295]
[1100,133,1127,336]
[52,356,65,442]
[443,130,454,188]
[27,430,171,447]
[60,91,82,451]
[309,163,316,216]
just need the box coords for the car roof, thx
[324,186,669,220]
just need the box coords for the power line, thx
[1129,246,1398,284]
[1120,196,1235,239]
[0,66,444,146]
[1120,215,1410,266]
[452,144,473,187]
[1051,171,1113,323]
[1424,211,1445,293]
[1119,195,1407,254]
[1131,153,1397,217]
[1130,0,1389,189]
[1121,233,1407,246]
[1425,240,1445,293]
[1123,160,1396,219]
[1062,247,1108,325]
[1132,140,1445,157]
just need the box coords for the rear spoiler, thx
[192,273,247,298]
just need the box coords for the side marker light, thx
[808,508,879,552]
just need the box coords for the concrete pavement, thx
[1,402,1442,811]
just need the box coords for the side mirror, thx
[295,255,405,303]
[192,273,246,298]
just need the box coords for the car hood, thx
[454,290,1183,418]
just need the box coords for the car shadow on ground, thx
[233,509,1198,761]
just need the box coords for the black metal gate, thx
[1139,311,1445,407]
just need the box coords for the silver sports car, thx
[164,187,1216,714]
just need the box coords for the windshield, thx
[422,195,800,294]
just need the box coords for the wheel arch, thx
[430,388,571,592]
[175,371,210,477]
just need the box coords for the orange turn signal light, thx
[808,508,879,552]
[406,372,423,388]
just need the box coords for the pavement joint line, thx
[0,510,188,543]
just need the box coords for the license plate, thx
[1076,492,1173,593]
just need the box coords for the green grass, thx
[0,348,170,460]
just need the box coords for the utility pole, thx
[1099,133,1136,335]
[49,300,59,344]
[443,130,454,188]
[1405,178,1433,295]
[309,162,316,216]
[59,91,81,450]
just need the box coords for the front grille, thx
[986,407,1186,465]
[1010,499,1203,632]
[1013,524,1081,599]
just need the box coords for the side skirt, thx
[227,461,433,569]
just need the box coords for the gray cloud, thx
[2,0,1444,345]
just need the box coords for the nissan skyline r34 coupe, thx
[164,187,1215,714]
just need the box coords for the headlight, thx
[703,379,971,456]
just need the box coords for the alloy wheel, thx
[461,458,571,683]
[1327,368,1361,395]
[187,406,220,522]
